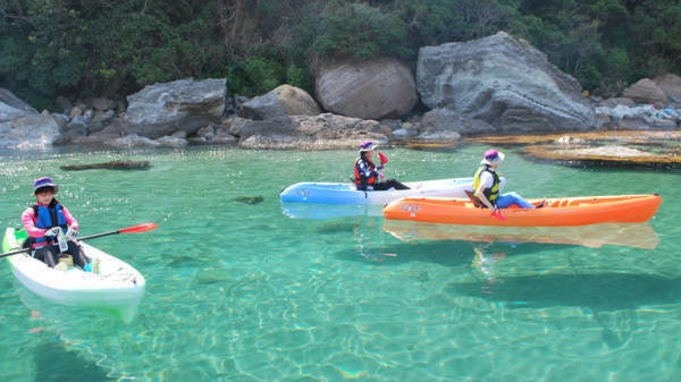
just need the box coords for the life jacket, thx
[472,165,500,205]
[32,201,68,246]
[354,157,378,189]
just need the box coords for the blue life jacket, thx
[33,201,68,245]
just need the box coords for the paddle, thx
[376,151,389,179]
[0,222,159,259]
[378,151,389,166]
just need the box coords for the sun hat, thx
[33,177,59,194]
[359,141,378,152]
[481,149,505,165]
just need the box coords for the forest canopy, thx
[1,0,680,111]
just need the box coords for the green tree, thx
[296,0,409,64]
[3,0,681,107]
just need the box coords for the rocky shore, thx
[1,32,679,168]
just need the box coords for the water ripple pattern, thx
[0,145,679,381]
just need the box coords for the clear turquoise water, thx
[0,144,679,381]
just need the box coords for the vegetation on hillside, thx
[1,0,679,111]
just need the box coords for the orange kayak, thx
[383,194,662,226]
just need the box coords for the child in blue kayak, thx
[353,141,409,191]
[21,177,92,270]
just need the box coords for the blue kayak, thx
[280,177,474,205]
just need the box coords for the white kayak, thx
[280,177,474,205]
[2,227,145,320]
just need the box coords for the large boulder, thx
[0,88,37,119]
[239,84,320,120]
[655,73,681,105]
[121,78,226,139]
[0,88,60,148]
[417,31,595,132]
[0,111,61,149]
[623,78,669,106]
[316,58,418,120]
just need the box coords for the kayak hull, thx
[3,228,145,320]
[383,194,662,226]
[280,177,474,205]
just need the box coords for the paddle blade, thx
[119,222,158,234]
[378,151,389,165]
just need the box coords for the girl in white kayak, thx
[21,177,93,270]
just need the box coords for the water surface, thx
[0,145,679,381]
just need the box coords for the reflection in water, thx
[281,203,382,220]
[471,244,506,287]
[13,281,138,380]
[384,220,660,249]
[33,340,109,382]
[352,216,398,262]
[13,276,141,324]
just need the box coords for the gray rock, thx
[209,135,237,145]
[392,126,419,138]
[316,58,418,120]
[0,88,37,119]
[655,73,681,105]
[598,97,635,108]
[91,97,117,111]
[239,84,320,120]
[155,135,188,147]
[623,78,669,106]
[595,103,679,129]
[64,114,91,138]
[420,108,495,136]
[0,112,61,148]
[417,31,594,132]
[122,78,226,139]
[171,130,187,138]
[108,134,160,147]
[192,123,237,145]
[51,113,69,129]
[88,110,115,134]
[232,113,386,150]
[236,116,299,141]
[71,123,124,145]
[416,130,462,143]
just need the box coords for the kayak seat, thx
[464,190,484,208]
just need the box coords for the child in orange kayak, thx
[473,149,544,211]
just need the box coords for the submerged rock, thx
[234,195,264,204]
[60,160,151,171]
